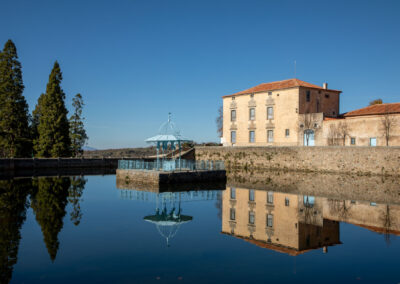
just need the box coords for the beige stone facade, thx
[320,114,400,146]
[222,79,400,146]
[222,79,340,146]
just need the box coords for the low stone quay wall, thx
[116,169,226,189]
[0,158,119,172]
[195,146,400,176]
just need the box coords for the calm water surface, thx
[1,174,400,283]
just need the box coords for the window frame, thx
[249,189,255,201]
[231,131,236,144]
[267,214,273,227]
[231,109,236,122]
[249,131,255,143]
[306,90,311,102]
[267,192,274,204]
[230,208,236,220]
[267,106,274,120]
[267,129,274,143]
[350,137,356,145]
[230,187,236,199]
[249,211,255,224]
[249,108,255,121]
[285,129,290,137]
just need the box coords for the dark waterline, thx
[1,174,399,283]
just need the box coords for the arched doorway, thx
[304,129,315,146]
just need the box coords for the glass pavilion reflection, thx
[119,188,222,246]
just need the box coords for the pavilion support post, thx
[179,142,181,170]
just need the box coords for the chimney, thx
[323,82,328,90]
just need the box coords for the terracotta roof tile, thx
[223,78,341,98]
[344,103,400,117]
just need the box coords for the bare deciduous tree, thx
[327,120,351,146]
[381,107,396,146]
[327,124,340,146]
[216,106,223,138]
[298,113,320,146]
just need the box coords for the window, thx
[249,212,255,224]
[325,93,330,98]
[249,131,255,143]
[231,110,236,122]
[249,108,255,120]
[250,93,254,98]
[351,137,356,145]
[306,90,311,102]
[333,111,336,115]
[285,197,290,206]
[232,96,235,100]
[231,131,236,143]
[303,196,315,208]
[249,189,255,201]
[285,129,290,137]
[370,202,377,206]
[230,208,236,220]
[268,91,272,96]
[267,192,274,204]
[267,130,274,143]
[230,187,236,199]
[370,137,377,147]
[267,214,273,227]
[267,107,274,120]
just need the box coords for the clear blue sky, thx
[1,0,399,149]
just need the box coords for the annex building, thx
[221,78,400,146]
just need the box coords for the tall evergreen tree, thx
[69,94,88,157]
[33,61,71,157]
[0,40,32,157]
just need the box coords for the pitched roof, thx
[344,103,400,117]
[223,78,341,98]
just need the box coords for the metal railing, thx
[118,159,225,171]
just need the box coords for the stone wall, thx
[226,170,400,205]
[0,158,119,172]
[195,146,400,176]
[116,169,226,190]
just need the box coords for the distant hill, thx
[82,146,97,151]
[83,147,157,158]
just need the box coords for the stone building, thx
[221,78,400,146]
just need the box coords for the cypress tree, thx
[33,61,71,157]
[0,40,32,157]
[69,93,88,157]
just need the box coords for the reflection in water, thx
[0,176,87,283]
[119,189,222,246]
[30,177,71,261]
[68,177,87,226]
[0,173,399,283]
[222,185,400,255]
[222,188,340,255]
[0,179,30,284]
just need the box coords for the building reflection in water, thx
[119,188,223,246]
[222,186,400,255]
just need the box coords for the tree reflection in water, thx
[0,179,30,284]
[68,176,87,226]
[30,177,71,261]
